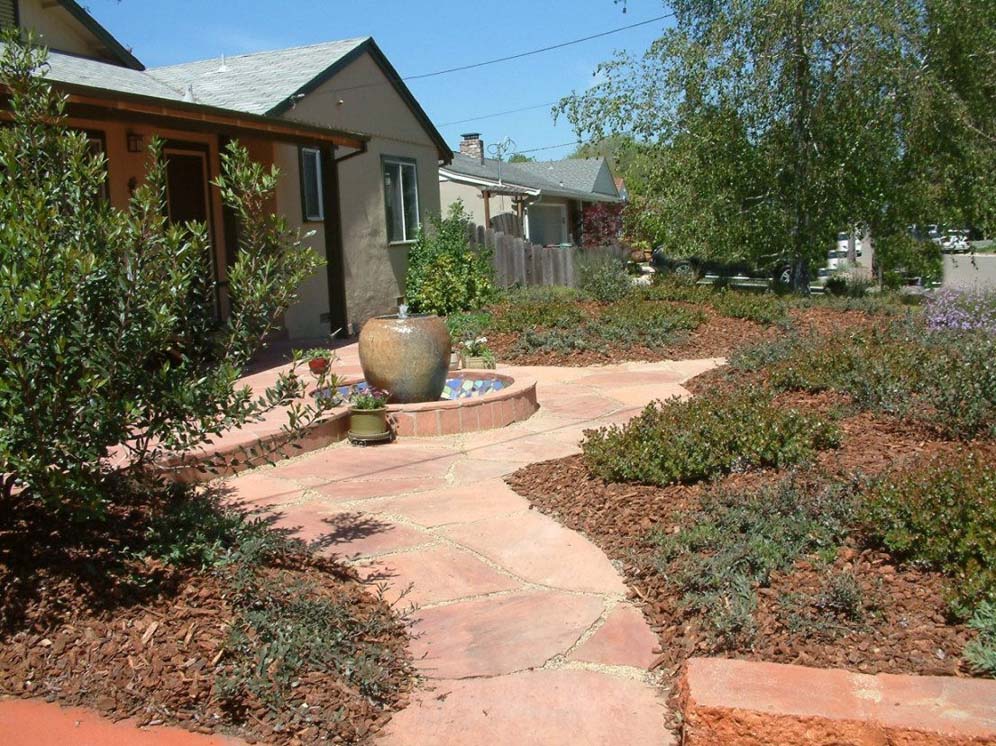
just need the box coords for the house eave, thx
[19,80,371,149]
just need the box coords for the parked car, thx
[650,249,794,285]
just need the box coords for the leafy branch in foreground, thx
[0,32,334,513]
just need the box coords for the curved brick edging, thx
[389,374,539,437]
[168,374,538,482]
[680,658,996,745]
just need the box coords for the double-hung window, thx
[383,157,419,243]
[299,146,324,222]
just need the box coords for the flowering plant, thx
[461,336,490,356]
[348,386,390,410]
[924,288,996,334]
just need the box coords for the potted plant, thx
[460,336,496,369]
[347,387,391,441]
[300,347,334,377]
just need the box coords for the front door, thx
[163,144,220,313]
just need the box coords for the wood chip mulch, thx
[506,403,986,683]
[0,498,413,745]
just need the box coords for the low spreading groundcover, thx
[506,302,996,687]
[447,279,908,367]
[0,485,414,745]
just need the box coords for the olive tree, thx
[0,34,332,512]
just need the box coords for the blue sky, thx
[90,0,670,158]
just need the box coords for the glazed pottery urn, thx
[358,314,451,403]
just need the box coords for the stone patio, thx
[1,347,721,745]
[219,347,721,745]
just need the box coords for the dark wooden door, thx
[165,151,210,226]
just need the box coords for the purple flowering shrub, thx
[925,288,996,334]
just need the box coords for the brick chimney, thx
[459,133,484,164]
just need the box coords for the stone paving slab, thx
[440,511,628,594]
[359,480,528,528]
[410,590,606,679]
[569,604,662,670]
[379,669,673,746]
[358,544,522,606]
[0,698,247,746]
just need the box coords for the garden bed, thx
[505,297,996,693]
[460,282,898,367]
[0,487,413,745]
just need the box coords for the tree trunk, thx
[791,2,812,293]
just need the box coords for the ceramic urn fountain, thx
[358,306,451,404]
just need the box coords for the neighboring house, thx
[0,0,450,339]
[439,134,622,247]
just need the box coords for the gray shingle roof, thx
[147,39,368,115]
[27,48,185,101]
[442,152,621,202]
[516,158,612,195]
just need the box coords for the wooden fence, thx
[466,222,629,289]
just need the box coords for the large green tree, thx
[560,0,995,285]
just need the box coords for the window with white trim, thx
[299,147,324,222]
[383,157,419,243]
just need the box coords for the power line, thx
[437,100,562,127]
[313,13,675,96]
[515,140,584,155]
[403,14,674,82]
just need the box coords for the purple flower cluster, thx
[924,288,996,334]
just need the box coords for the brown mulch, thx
[0,493,412,745]
[506,402,985,682]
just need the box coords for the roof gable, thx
[149,38,450,162]
[53,0,143,69]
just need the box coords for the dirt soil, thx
[0,492,412,745]
[505,315,991,682]
[489,304,875,367]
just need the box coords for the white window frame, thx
[383,157,420,244]
[299,146,325,222]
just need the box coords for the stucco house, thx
[0,0,450,339]
[439,133,622,247]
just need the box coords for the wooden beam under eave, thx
[63,94,366,150]
[482,189,491,228]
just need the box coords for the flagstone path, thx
[223,350,722,745]
[1,349,721,745]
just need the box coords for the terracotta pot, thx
[308,357,329,375]
[461,354,495,370]
[358,314,451,403]
[349,407,389,436]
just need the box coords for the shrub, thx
[593,298,704,347]
[861,450,996,617]
[491,295,587,332]
[738,322,996,439]
[405,201,495,315]
[582,390,840,486]
[0,37,328,513]
[652,474,855,647]
[711,289,787,325]
[445,310,492,342]
[511,327,606,356]
[576,251,632,302]
[965,602,996,677]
